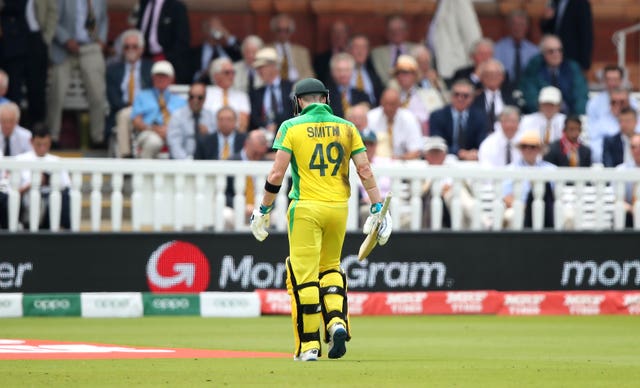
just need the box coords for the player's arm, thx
[352,152,382,204]
[261,149,291,209]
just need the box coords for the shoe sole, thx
[328,328,347,359]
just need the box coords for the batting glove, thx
[363,202,392,246]
[250,204,273,242]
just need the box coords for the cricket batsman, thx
[250,78,392,361]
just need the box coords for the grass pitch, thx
[1,315,639,387]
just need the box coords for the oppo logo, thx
[152,298,190,310]
[33,299,71,311]
[211,299,249,308]
[0,300,13,308]
[146,241,210,293]
[93,299,130,309]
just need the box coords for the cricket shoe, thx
[327,323,347,359]
[293,348,319,361]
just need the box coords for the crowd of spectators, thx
[1,0,639,230]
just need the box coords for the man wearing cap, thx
[503,130,556,228]
[250,78,391,362]
[519,86,566,152]
[326,53,369,118]
[130,60,186,158]
[249,47,294,135]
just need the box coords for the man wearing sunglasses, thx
[167,82,216,159]
[108,29,153,158]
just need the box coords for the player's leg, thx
[318,202,350,358]
[286,200,322,360]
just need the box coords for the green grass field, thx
[1,315,639,387]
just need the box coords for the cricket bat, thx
[357,194,392,261]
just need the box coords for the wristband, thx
[259,204,274,214]
[370,202,383,214]
[264,181,281,194]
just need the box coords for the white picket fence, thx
[1,158,640,232]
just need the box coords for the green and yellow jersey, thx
[273,103,366,202]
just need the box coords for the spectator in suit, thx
[166,82,216,160]
[587,65,638,129]
[588,88,639,164]
[190,16,242,83]
[248,47,294,136]
[313,20,350,85]
[203,57,250,133]
[478,105,522,167]
[46,0,108,147]
[366,88,423,160]
[540,0,593,71]
[616,133,640,227]
[0,102,33,156]
[195,106,246,161]
[503,130,556,229]
[0,70,10,105]
[233,35,264,94]
[544,115,591,167]
[15,125,71,230]
[131,60,187,159]
[519,86,566,151]
[388,55,434,135]
[137,0,190,83]
[603,107,639,168]
[519,35,588,115]
[326,53,369,119]
[371,15,418,85]
[471,59,519,132]
[494,9,539,88]
[348,34,384,106]
[107,29,153,158]
[412,46,448,108]
[429,79,488,161]
[450,38,496,90]
[426,0,482,80]
[269,13,314,83]
[0,0,57,127]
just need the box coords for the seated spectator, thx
[15,126,71,230]
[314,20,350,85]
[503,130,556,228]
[478,106,522,167]
[429,79,488,161]
[412,46,448,108]
[450,37,496,90]
[326,53,369,118]
[588,88,639,164]
[190,16,242,83]
[131,61,187,159]
[203,57,251,133]
[107,29,153,158]
[388,55,434,135]
[494,9,539,88]
[519,86,566,151]
[366,88,423,160]
[371,15,418,85]
[233,35,264,93]
[195,106,246,161]
[471,59,520,132]
[587,65,637,126]
[269,13,314,82]
[519,34,588,115]
[0,150,7,229]
[0,102,33,156]
[603,107,638,168]
[616,133,640,227]
[421,136,474,229]
[0,70,11,105]
[167,82,216,160]
[248,47,294,136]
[348,34,384,106]
[544,115,591,167]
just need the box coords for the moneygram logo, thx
[146,241,210,293]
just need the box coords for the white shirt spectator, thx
[478,126,522,167]
[15,151,71,191]
[519,112,565,145]
[166,106,217,160]
[203,85,250,128]
[367,106,423,158]
[1,125,33,156]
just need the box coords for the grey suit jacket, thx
[51,0,108,64]
[370,42,418,85]
[35,0,59,45]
